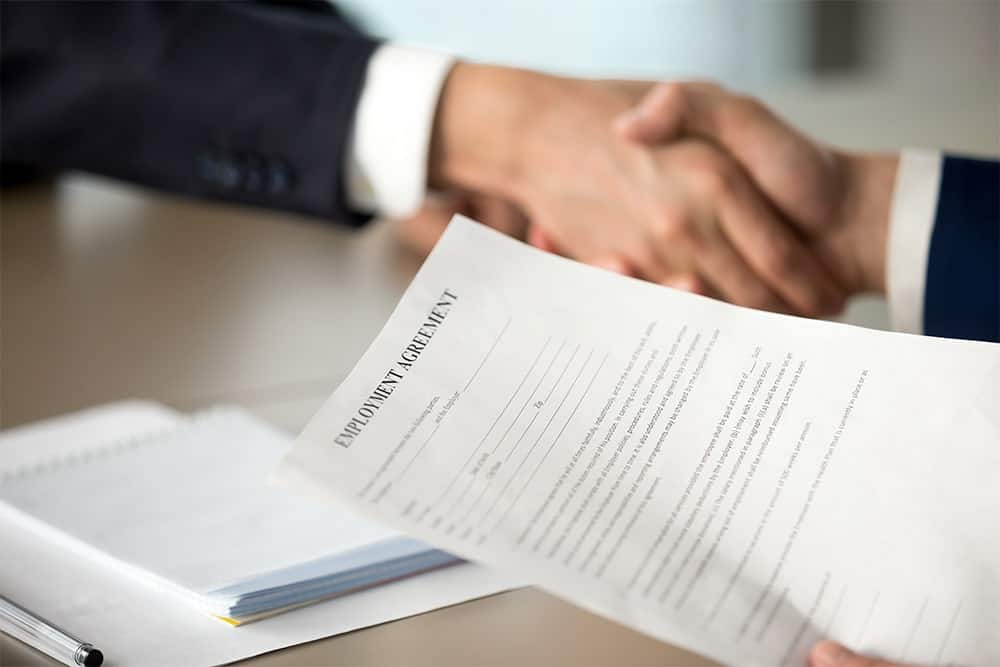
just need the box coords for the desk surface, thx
[2,79,996,666]
[0,180,717,667]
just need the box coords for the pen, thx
[0,595,103,667]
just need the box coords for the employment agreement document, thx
[277,217,999,666]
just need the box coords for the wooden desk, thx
[2,79,996,666]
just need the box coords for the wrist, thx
[428,63,547,197]
[836,152,899,294]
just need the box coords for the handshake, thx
[406,64,900,320]
[410,67,937,667]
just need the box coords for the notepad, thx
[0,406,459,624]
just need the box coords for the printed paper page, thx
[276,217,1000,666]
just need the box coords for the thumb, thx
[810,641,906,667]
[613,82,842,232]
[613,83,686,143]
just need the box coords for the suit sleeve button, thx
[267,159,294,195]
[217,159,242,189]
[242,154,265,193]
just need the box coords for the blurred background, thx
[338,1,999,99]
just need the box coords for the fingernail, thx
[811,640,849,666]
[592,257,629,275]
[663,275,698,293]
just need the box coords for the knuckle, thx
[690,156,737,196]
[655,81,687,104]
[725,277,768,309]
[646,82,689,121]
[733,94,766,117]
[720,94,767,136]
[795,289,824,317]
[745,286,776,310]
[761,240,798,279]
[653,207,693,244]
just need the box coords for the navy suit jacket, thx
[923,156,999,342]
[1,0,378,226]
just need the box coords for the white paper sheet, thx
[277,216,1000,667]
[0,519,518,666]
[0,402,519,666]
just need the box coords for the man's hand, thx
[427,65,845,317]
[395,193,528,258]
[614,82,899,298]
[810,640,912,667]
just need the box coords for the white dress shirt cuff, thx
[886,149,943,335]
[344,45,456,218]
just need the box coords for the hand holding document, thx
[277,217,999,666]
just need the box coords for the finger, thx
[395,196,466,256]
[586,238,675,287]
[625,242,676,285]
[617,82,839,230]
[527,224,563,255]
[662,272,703,293]
[636,202,705,285]
[471,195,531,240]
[809,640,905,667]
[717,172,846,317]
[690,215,793,313]
[613,83,688,143]
[643,196,782,309]
[642,196,781,306]
[528,220,667,284]
[530,216,675,287]
[663,272,716,300]
[589,255,639,277]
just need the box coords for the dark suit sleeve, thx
[923,155,1000,342]
[1,1,380,226]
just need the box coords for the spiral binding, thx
[0,408,230,483]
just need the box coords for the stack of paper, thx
[0,407,458,624]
